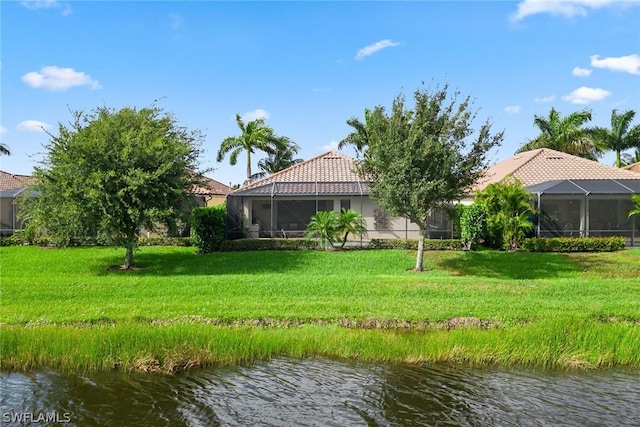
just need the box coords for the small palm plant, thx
[305,210,339,250]
[629,195,640,219]
[336,208,367,248]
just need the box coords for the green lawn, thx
[1,246,639,372]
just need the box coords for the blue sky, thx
[2,0,639,186]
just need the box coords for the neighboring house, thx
[226,151,450,240]
[0,171,37,236]
[191,176,233,207]
[476,148,640,244]
[0,170,232,237]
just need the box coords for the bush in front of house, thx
[191,205,226,253]
[368,239,463,250]
[460,204,487,250]
[219,238,317,251]
[522,237,626,252]
[138,237,193,247]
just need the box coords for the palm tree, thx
[516,108,601,160]
[621,149,640,166]
[250,137,303,181]
[217,114,282,184]
[338,107,388,154]
[591,109,640,168]
[0,143,10,156]
[336,208,367,248]
[305,210,339,250]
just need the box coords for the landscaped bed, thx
[1,246,639,373]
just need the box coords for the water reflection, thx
[1,359,639,426]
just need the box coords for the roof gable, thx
[476,149,640,190]
[191,175,233,196]
[233,151,365,194]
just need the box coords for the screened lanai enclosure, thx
[529,179,640,245]
[225,181,454,241]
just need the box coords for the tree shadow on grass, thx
[99,249,320,276]
[436,250,583,280]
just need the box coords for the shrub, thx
[138,237,193,247]
[191,205,226,253]
[368,239,463,250]
[460,204,487,250]
[522,237,626,252]
[219,238,316,251]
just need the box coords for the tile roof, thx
[0,171,36,191]
[475,148,640,191]
[232,151,368,196]
[191,175,233,196]
[623,161,640,173]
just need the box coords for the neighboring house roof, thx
[0,171,36,191]
[623,162,640,173]
[475,148,640,191]
[231,151,369,196]
[191,175,233,196]
[527,179,640,195]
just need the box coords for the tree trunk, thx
[415,227,426,271]
[124,243,135,269]
[616,150,621,168]
[246,152,252,184]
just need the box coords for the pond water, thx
[1,358,639,426]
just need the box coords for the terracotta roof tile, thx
[232,151,366,196]
[475,149,640,191]
[0,171,36,191]
[623,162,640,173]
[191,175,233,196]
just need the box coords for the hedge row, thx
[219,238,318,251]
[138,237,193,247]
[0,233,193,247]
[521,237,626,252]
[368,238,463,250]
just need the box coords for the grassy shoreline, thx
[2,246,639,373]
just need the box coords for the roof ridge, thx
[236,151,354,192]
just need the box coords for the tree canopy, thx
[217,114,293,184]
[0,143,10,156]
[29,104,203,268]
[516,108,600,160]
[351,84,503,270]
[251,137,303,181]
[591,109,640,168]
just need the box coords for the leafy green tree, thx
[30,104,203,268]
[591,109,640,168]
[338,108,388,155]
[251,137,303,181]
[305,210,339,250]
[354,84,503,270]
[475,177,535,251]
[217,114,285,184]
[336,208,367,248]
[0,143,10,155]
[516,108,600,160]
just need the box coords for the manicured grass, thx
[1,246,639,372]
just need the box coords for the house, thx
[191,175,233,207]
[0,171,37,236]
[227,149,640,245]
[226,151,451,240]
[476,148,640,243]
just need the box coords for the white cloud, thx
[17,120,50,133]
[0,126,7,135]
[590,54,640,75]
[321,141,340,152]
[534,95,556,103]
[241,109,270,122]
[355,39,401,61]
[21,0,71,15]
[510,0,640,22]
[562,86,611,104]
[504,106,521,114]
[21,66,101,91]
[572,66,592,77]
